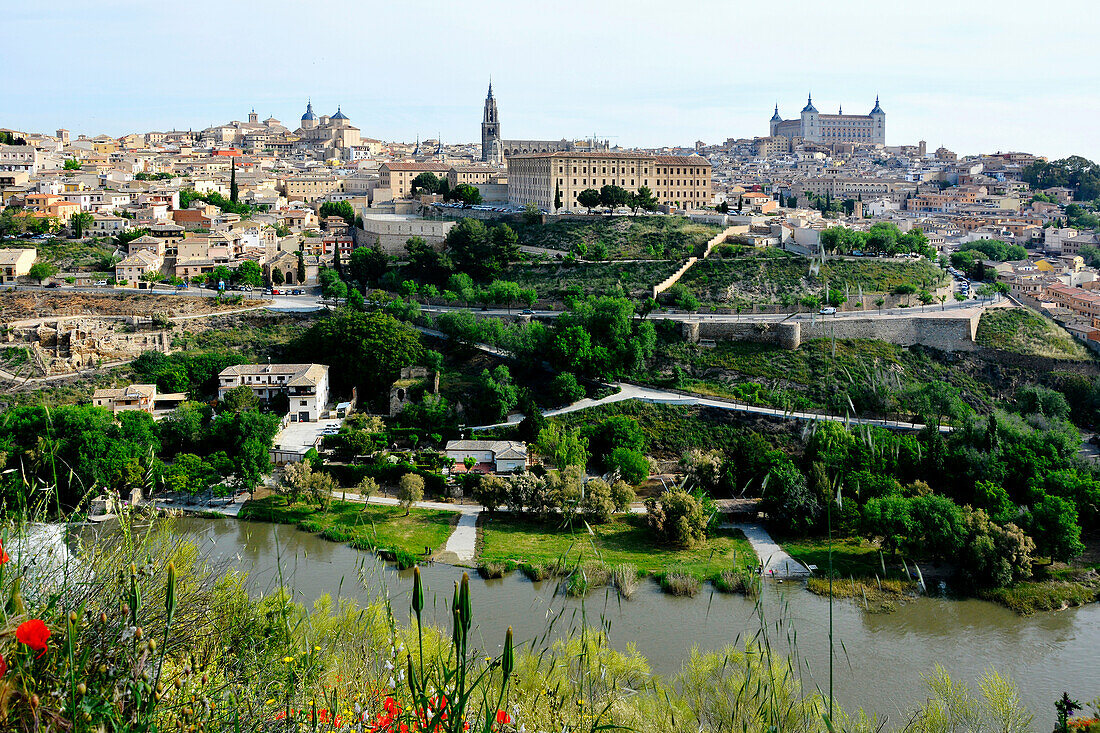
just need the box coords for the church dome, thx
[331,106,348,120]
[301,101,316,121]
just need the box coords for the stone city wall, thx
[684,311,981,352]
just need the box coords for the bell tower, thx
[481,80,501,163]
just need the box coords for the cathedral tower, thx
[481,81,500,163]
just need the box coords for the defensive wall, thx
[682,310,982,352]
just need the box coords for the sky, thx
[2,0,1098,159]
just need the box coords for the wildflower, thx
[496,709,511,725]
[16,619,50,657]
[283,656,294,663]
[0,540,9,565]
[387,676,395,689]
[265,699,276,706]
[0,654,5,677]
[313,646,321,652]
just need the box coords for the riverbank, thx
[239,495,458,567]
[784,535,1100,615]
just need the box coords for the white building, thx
[445,440,528,474]
[217,363,330,422]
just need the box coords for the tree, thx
[348,245,388,286]
[229,160,238,203]
[293,310,422,397]
[355,476,379,504]
[581,478,616,522]
[69,211,93,238]
[233,260,263,287]
[410,172,441,197]
[319,201,356,225]
[599,184,630,214]
[535,424,589,471]
[444,219,518,281]
[549,372,585,406]
[577,188,600,214]
[296,250,306,284]
[1028,494,1084,562]
[477,365,518,423]
[271,268,284,285]
[631,186,658,215]
[554,182,562,211]
[28,262,57,284]
[473,474,510,513]
[397,473,425,515]
[606,447,649,484]
[645,489,707,548]
[452,183,482,207]
[63,158,82,170]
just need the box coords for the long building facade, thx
[507,151,711,212]
[770,95,885,145]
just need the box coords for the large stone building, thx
[478,83,609,162]
[295,101,361,152]
[217,363,330,422]
[507,151,711,212]
[770,95,885,145]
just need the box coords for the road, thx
[472,381,950,434]
[420,296,1001,324]
[5,283,325,312]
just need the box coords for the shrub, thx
[580,478,615,523]
[714,569,760,597]
[477,561,509,579]
[565,562,611,597]
[606,447,649,484]
[610,480,636,512]
[645,490,708,548]
[658,572,700,597]
[397,473,425,515]
[550,372,586,405]
[612,564,640,598]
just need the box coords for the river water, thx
[86,517,1099,722]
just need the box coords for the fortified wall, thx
[682,310,982,352]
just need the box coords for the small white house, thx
[217,363,330,422]
[445,440,528,474]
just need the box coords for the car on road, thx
[95,280,108,286]
[819,307,837,315]
[293,289,303,295]
[45,282,60,288]
[520,309,535,315]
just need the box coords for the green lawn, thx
[976,308,1089,360]
[10,236,118,271]
[478,513,757,580]
[240,496,457,559]
[782,536,902,579]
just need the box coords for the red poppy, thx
[16,619,50,657]
[0,654,6,677]
[0,540,9,565]
[495,709,511,725]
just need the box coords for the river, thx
[86,517,1100,722]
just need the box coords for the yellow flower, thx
[265,699,276,706]
[283,656,294,663]
[314,646,321,652]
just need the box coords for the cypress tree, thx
[230,159,239,203]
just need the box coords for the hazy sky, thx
[3,0,1097,159]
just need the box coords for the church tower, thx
[481,81,501,163]
[800,93,819,142]
[870,95,886,145]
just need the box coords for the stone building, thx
[507,151,711,212]
[770,95,885,145]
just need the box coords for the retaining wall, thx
[684,311,981,352]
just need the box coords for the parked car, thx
[95,280,108,286]
[45,282,60,288]
[819,307,837,315]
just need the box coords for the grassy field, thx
[478,513,757,580]
[976,308,1089,360]
[514,216,721,260]
[679,249,945,306]
[501,260,682,300]
[782,537,902,579]
[240,496,457,563]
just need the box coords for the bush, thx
[580,478,615,523]
[645,490,708,548]
[606,447,649,484]
[658,571,700,597]
[550,372,586,405]
[397,473,425,515]
[714,569,760,597]
[612,564,640,598]
[477,561,509,579]
[565,562,612,597]
[610,480,636,512]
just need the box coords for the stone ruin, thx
[1,316,171,375]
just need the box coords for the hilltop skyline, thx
[2,0,1098,159]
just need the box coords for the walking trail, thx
[335,492,481,564]
[721,522,809,578]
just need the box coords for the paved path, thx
[722,522,809,578]
[474,381,949,434]
[333,492,481,564]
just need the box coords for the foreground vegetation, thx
[5,520,1094,732]
[512,215,722,260]
[976,308,1089,360]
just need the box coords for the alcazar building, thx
[770,94,885,146]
